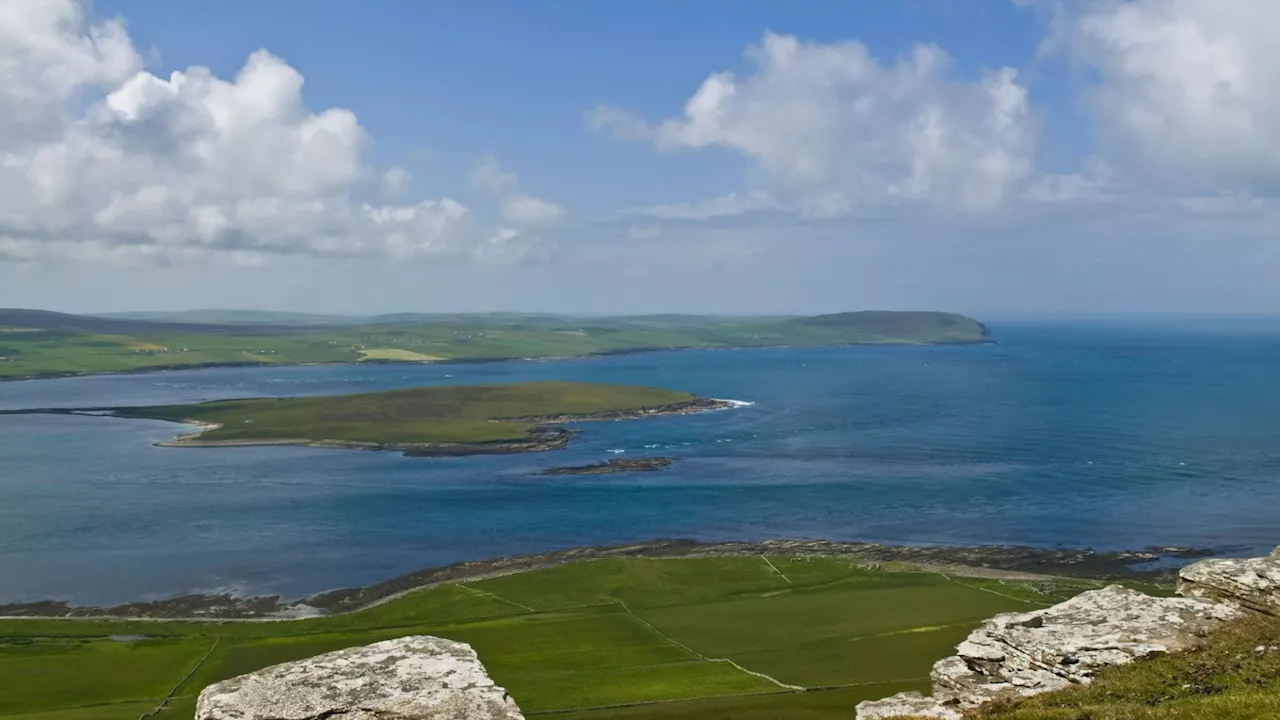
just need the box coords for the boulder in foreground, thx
[1178,546,1280,616]
[857,584,1243,719]
[196,636,523,720]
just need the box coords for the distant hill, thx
[0,308,991,380]
[785,311,991,343]
[97,310,363,326]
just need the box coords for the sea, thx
[3,319,1279,605]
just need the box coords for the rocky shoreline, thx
[0,539,1217,620]
[540,457,676,475]
[153,422,579,457]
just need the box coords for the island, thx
[0,309,991,380]
[102,381,731,456]
[540,457,676,475]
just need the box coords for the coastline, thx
[0,337,996,384]
[0,538,1212,621]
[2,397,737,457]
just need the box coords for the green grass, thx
[0,310,990,380]
[972,614,1280,720]
[110,381,701,446]
[0,638,211,715]
[0,556,1098,720]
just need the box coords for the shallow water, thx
[2,320,1279,604]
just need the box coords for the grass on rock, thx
[972,613,1280,720]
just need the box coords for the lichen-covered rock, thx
[196,636,524,720]
[855,691,960,719]
[932,585,1241,708]
[1178,546,1280,616]
[855,585,1242,719]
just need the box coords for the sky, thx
[2,0,1279,316]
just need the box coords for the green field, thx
[107,381,703,447]
[0,309,991,380]
[0,557,1108,720]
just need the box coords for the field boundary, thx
[614,601,805,692]
[761,555,791,583]
[138,638,219,720]
[936,573,1054,606]
[457,583,536,612]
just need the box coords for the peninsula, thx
[103,381,730,456]
[0,309,991,381]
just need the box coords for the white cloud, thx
[636,191,778,221]
[0,0,539,264]
[1023,157,1117,204]
[470,155,566,228]
[626,224,663,240]
[591,32,1036,216]
[378,166,412,199]
[1062,0,1280,191]
[470,155,519,195]
[501,194,567,227]
[584,105,652,141]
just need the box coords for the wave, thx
[713,398,756,408]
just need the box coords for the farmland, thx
[0,555,1136,720]
[0,310,991,380]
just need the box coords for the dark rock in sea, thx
[540,457,676,475]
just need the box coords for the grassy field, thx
[107,381,703,447]
[0,557,1113,720]
[0,310,990,380]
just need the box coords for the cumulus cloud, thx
[470,155,567,228]
[0,0,543,265]
[1060,0,1280,191]
[590,32,1036,216]
[378,166,413,200]
[500,194,567,227]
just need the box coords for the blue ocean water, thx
[2,320,1279,605]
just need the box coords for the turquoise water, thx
[2,320,1279,604]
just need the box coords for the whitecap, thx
[713,398,756,408]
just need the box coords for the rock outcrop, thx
[196,636,524,720]
[857,547,1280,720]
[855,691,962,720]
[1178,546,1280,616]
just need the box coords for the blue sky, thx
[1,1,1278,316]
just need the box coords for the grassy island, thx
[109,381,725,455]
[0,309,991,380]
